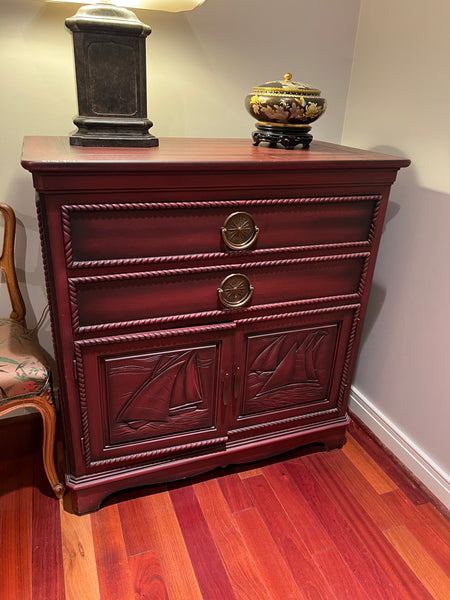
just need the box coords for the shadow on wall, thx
[358,198,401,348]
[356,145,412,351]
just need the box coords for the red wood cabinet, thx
[22,137,409,514]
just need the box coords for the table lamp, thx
[46,1,206,147]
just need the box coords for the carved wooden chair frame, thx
[0,203,64,498]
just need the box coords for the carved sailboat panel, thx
[118,351,204,428]
[258,343,298,394]
[253,331,327,396]
[243,329,333,416]
[169,353,203,413]
[251,336,285,372]
[304,331,327,380]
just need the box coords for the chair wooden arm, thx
[0,203,26,322]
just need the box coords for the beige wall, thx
[342,0,450,503]
[0,0,360,359]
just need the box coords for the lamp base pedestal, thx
[70,134,159,148]
[66,4,157,149]
[70,116,159,148]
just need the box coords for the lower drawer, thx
[70,253,368,332]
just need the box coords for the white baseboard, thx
[349,386,450,510]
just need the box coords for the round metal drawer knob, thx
[218,273,254,308]
[221,211,259,250]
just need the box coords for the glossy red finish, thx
[21,137,409,514]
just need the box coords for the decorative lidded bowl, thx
[245,73,327,149]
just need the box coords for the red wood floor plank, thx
[59,498,100,600]
[139,489,203,600]
[318,448,401,529]
[303,452,436,600]
[128,551,169,600]
[382,488,450,577]
[275,458,405,600]
[194,478,272,600]
[0,456,33,600]
[348,423,430,504]
[169,484,237,600]
[233,506,305,599]
[217,472,254,513]
[117,493,157,557]
[32,459,65,600]
[259,459,334,554]
[312,547,371,600]
[90,503,135,600]
[243,473,338,600]
[383,524,450,600]
[342,436,397,494]
[417,502,450,546]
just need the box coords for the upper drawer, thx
[69,253,368,333]
[62,195,380,268]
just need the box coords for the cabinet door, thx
[229,305,360,441]
[73,323,235,473]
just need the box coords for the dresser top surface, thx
[21,137,410,173]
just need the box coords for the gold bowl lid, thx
[253,73,321,95]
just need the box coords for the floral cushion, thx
[0,318,50,403]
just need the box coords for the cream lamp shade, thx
[46,1,207,12]
[46,0,207,147]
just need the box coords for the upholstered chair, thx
[0,203,64,498]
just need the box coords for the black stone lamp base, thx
[65,4,158,148]
[252,123,313,150]
[70,116,159,148]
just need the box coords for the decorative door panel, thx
[243,324,339,414]
[73,323,235,471]
[105,345,216,444]
[229,304,360,436]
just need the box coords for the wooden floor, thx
[1,415,449,600]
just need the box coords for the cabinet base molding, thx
[66,416,349,515]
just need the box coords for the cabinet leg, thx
[323,431,347,451]
[64,487,106,515]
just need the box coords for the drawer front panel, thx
[70,254,368,332]
[63,196,379,267]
